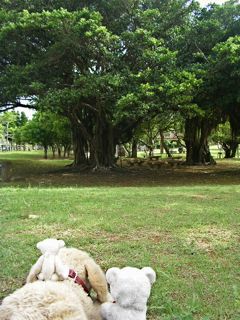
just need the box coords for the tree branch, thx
[0,102,36,113]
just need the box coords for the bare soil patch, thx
[18,160,240,186]
[1,158,240,187]
[185,226,236,252]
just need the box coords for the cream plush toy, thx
[0,247,112,320]
[26,238,69,283]
[101,266,156,320]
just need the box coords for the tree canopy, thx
[0,0,239,167]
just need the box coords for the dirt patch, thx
[22,224,89,239]
[90,229,174,244]
[22,225,174,245]
[191,194,209,200]
[185,226,235,252]
[1,159,240,187]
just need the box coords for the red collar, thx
[68,269,90,294]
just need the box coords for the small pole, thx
[6,122,9,150]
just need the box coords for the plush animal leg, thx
[55,256,69,279]
[85,258,110,303]
[26,255,44,283]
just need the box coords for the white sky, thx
[198,0,228,6]
[15,107,35,119]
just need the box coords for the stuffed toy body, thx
[26,238,69,282]
[101,266,156,320]
[0,247,111,320]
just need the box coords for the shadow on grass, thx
[0,158,240,188]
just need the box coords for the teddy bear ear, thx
[58,240,65,248]
[36,240,43,250]
[141,267,156,285]
[106,267,120,284]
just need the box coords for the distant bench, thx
[125,158,145,166]
[120,157,184,168]
[147,158,184,168]
[148,155,162,161]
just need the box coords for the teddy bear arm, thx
[100,302,116,320]
[54,256,69,279]
[26,255,44,283]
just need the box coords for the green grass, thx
[0,150,44,160]
[0,151,72,179]
[0,152,240,319]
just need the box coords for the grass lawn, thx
[0,152,240,319]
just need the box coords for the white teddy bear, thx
[101,266,156,320]
[26,238,69,283]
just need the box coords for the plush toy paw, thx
[100,302,113,319]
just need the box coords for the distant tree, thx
[211,122,240,159]
[178,1,240,164]
[207,36,240,157]
[14,112,29,146]
[16,112,28,127]
[21,113,54,158]
[135,112,183,157]
[51,115,72,158]
[0,8,119,168]
[0,1,239,168]
[0,111,18,146]
[21,112,71,159]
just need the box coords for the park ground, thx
[0,152,240,320]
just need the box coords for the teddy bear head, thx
[36,238,65,255]
[106,266,156,311]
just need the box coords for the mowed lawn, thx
[0,153,240,319]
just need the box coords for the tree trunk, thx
[43,146,48,159]
[160,137,164,154]
[229,111,240,158]
[148,146,154,157]
[131,138,138,158]
[222,141,238,158]
[184,117,216,165]
[159,131,172,157]
[52,146,56,159]
[231,142,238,158]
[72,126,88,166]
[57,146,62,158]
[91,117,116,170]
[222,142,231,158]
[67,145,71,158]
[63,144,71,158]
[68,106,116,170]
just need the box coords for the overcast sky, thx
[198,0,228,6]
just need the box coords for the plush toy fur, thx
[0,247,111,320]
[101,266,156,320]
[26,238,68,282]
